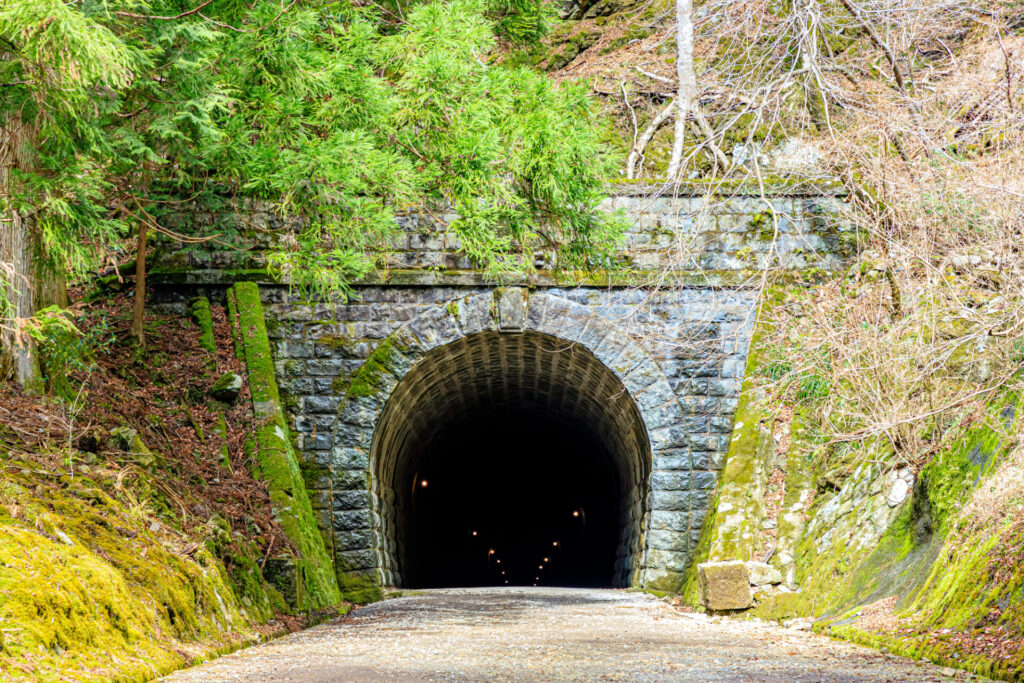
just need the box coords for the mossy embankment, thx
[806,397,1024,680]
[686,280,1024,680]
[0,289,346,680]
[704,389,1024,679]
[0,460,276,682]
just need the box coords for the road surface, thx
[163,587,972,682]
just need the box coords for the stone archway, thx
[371,329,651,588]
[333,289,697,592]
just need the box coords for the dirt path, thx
[163,588,973,682]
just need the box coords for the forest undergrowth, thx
[0,286,329,681]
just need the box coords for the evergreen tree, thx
[1,0,620,370]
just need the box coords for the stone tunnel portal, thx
[370,331,651,589]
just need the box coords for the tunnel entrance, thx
[370,331,651,589]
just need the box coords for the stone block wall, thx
[149,183,852,595]
[150,184,853,286]
[260,285,758,591]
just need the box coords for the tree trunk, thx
[666,0,696,179]
[1,117,65,392]
[130,221,148,347]
[797,0,830,132]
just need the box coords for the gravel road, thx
[162,587,975,682]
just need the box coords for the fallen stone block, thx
[698,560,752,611]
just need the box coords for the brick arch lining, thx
[370,330,651,587]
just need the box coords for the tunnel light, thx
[420,480,429,487]
[552,541,558,547]
[572,510,579,517]
[543,557,549,563]
[471,530,477,536]
[501,571,505,575]
[496,559,501,564]
[488,549,495,555]
[505,580,509,584]
[538,565,543,570]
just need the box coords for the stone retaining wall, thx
[151,184,852,287]
[150,184,853,597]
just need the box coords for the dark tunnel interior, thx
[398,408,623,588]
[370,331,650,589]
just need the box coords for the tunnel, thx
[370,330,651,589]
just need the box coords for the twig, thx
[114,0,217,21]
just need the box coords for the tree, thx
[1,0,622,371]
[1,0,132,383]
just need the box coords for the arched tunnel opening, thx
[370,330,651,589]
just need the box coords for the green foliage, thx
[27,308,112,401]
[762,358,792,381]
[796,372,830,403]
[488,0,556,43]
[1,0,616,310]
[377,0,623,279]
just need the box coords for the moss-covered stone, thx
[750,392,1024,680]
[680,488,722,605]
[704,293,779,564]
[109,426,163,472]
[343,338,399,400]
[546,29,601,70]
[226,287,243,360]
[210,371,243,404]
[698,561,752,611]
[189,297,217,354]
[772,408,815,584]
[230,281,342,611]
[336,569,383,605]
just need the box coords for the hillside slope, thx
[0,291,342,681]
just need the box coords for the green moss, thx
[603,177,845,195]
[316,335,351,350]
[816,512,1024,680]
[921,404,1011,534]
[679,489,722,605]
[706,288,783,562]
[336,569,382,605]
[230,282,342,611]
[749,592,805,622]
[678,288,791,601]
[772,408,815,571]
[344,339,399,399]
[775,393,1024,680]
[0,464,277,682]
[547,29,600,71]
[148,268,272,286]
[226,287,243,360]
[189,297,217,354]
[600,25,652,54]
